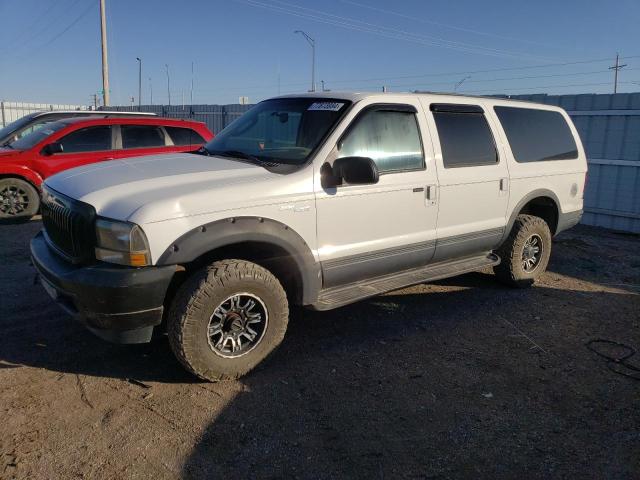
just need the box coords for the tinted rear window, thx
[165,126,205,146]
[59,126,112,153]
[121,125,166,149]
[494,106,578,162]
[433,111,497,168]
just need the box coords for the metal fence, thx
[103,104,253,135]
[0,101,86,127]
[103,93,640,234]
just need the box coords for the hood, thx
[45,152,293,223]
[0,147,20,158]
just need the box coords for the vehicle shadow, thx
[177,284,639,479]
[1,259,639,477]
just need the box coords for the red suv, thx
[0,117,213,220]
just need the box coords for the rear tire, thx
[0,178,40,222]
[168,259,289,381]
[494,214,552,288]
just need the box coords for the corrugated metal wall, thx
[0,101,86,127]
[104,104,253,135]
[506,93,640,233]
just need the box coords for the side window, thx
[432,109,497,168]
[58,126,112,153]
[337,109,424,173]
[494,106,578,162]
[165,126,206,146]
[121,125,166,149]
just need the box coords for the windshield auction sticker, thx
[308,102,345,111]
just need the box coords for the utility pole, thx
[149,77,153,105]
[190,61,194,106]
[99,0,110,106]
[294,30,315,92]
[165,64,171,105]
[136,57,142,107]
[609,53,627,94]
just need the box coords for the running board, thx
[313,253,500,311]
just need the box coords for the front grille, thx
[41,186,96,263]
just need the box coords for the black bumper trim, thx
[31,231,176,343]
[556,209,583,234]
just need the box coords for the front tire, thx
[168,259,289,381]
[494,214,552,288]
[0,178,40,222]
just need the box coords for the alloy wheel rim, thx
[522,234,543,272]
[207,293,268,358]
[0,185,29,216]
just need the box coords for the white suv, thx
[31,92,587,381]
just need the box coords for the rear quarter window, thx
[494,106,578,162]
[165,126,206,146]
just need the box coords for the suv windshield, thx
[203,98,351,165]
[0,114,38,145]
[10,121,68,150]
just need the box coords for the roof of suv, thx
[274,91,561,110]
[30,110,156,117]
[53,116,208,128]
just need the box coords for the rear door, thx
[421,100,510,261]
[34,125,115,178]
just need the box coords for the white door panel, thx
[314,97,439,287]
[420,98,509,261]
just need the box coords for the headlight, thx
[95,218,151,267]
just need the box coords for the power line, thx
[5,1,96,63]
[184,56,640,94]
[0,0,86,57]
[236,0,552,61]
[338,0,552,48]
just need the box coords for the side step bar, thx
[313,253,500,311]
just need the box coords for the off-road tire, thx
[168,259,289,381]
[0,177,40,222]
[494,214,552,288]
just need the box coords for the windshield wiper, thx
[1,142,14,149]
[194,146,211,156]
[209,149,273,166]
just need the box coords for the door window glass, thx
[121,125,165,149]
[58,126,112,153]
[433,111,497,168]
[338,109,424,173]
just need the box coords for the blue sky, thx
[1,0,639,106]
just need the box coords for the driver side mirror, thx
[43,142,64,155]
[321,156,379,189]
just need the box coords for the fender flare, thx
[0,165,44,189]
[156,216,321,305]
[502,189,561,242]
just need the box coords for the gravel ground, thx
[1,219,639,479]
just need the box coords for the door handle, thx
[101,157,115,161]
[425,184,437,206]
[499,177,509,196]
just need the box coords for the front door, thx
[314,98,439,288]
[35,125,115,178]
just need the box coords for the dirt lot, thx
[1,219,639,479]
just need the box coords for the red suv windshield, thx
[11,121,67,150]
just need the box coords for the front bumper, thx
[31,231,176,344]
